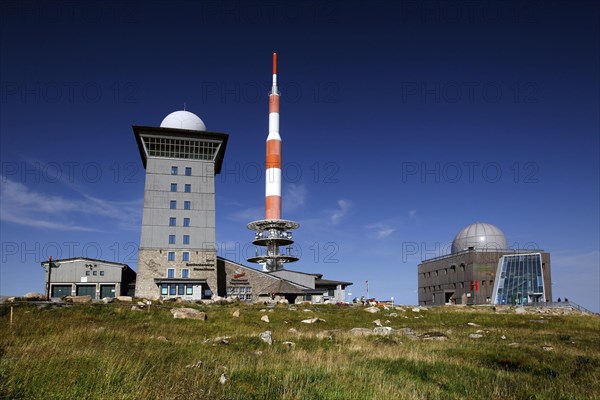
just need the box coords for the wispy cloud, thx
[366,223,396,239]
[0,177,141,232]
[283,184,307,212]
[331,199,351,224]
[227,206,263,222]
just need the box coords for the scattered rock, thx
[101,297,114,304]
[303,309,312,312]
[288,307,297,311]
[301,317,325,324]
[170,308,207,320]
[253,350,263,355]
[508,342,519,347]
[373,327,394,336]
[116,296,133,302]
[515,307,527,314]
[469,334,483,339]
[214,336,230,345]
[501,335,507,340]
[316,331,333,340]
[260,309,267,312]
[542,345,554,351]
[420,332,448,341]
[94,326,106,333]
[282,341,295,348]
[386,313,398,318]
[261,315,270,323]
[131,306,142,311]
[467,322,479,327]
[384,320,391,324]
[185,360,203,369]
[24,292,45,300]
[372,319,382,327]
[219,373,228,385]
[411,307,421,313]
[278,299,289,304]
[156,336,169,342]
[259,331,273,345]
[364,306,380,314]
[232,309,240,318]
[350,328,374,336]
[67,295,92,304]
[288,328,299,335]
[397,327,416,337]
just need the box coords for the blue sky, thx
[1,1,598,312]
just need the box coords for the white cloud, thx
[366,223,396,239]
[330,199,351,224]
[0,177,141,232]
[283,184,307,212]
[228,206,263,222]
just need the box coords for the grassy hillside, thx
[1,302,599,399]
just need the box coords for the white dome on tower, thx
[160,110,206,131]
[451,222,508,254]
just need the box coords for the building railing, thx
[525,301,597,315]
[421,248,546,263]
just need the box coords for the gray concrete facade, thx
[133,125,228,299]
[41,258,135,299]
[418,250,552,306]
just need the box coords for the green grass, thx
[1,303,599,399]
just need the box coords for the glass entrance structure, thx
[491,253,546,305]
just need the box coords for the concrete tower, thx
[247,53,300,272]
[133,111,228,299]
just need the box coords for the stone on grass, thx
[219,373,228,385]
[373,327,394,336]
[101,297,114,304]
[364,306,380,314]
[350,328,374,336]
[185,360,203,369]
[467,322,479,327]
[116,296,133,302]
[411,307,421,313]
[282,341,295,348]
[372,319,382,327]
[316,331,333,340]
[288,328,299,335]
[515,307,527,314]
[232,309,240,318]
[170,308,207,320]
[386,313,398,318]
[261,315,270,323]
[420,332,448,341]
[397,327,416,337]
[259,331,273,345]
[469,334,483,339]
[542,345,554,351]
[68,295,92,303]
[301,317,325,324]
[24,292,45,300]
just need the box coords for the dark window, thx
[169,217,176,226]
[182,252,190,261]
[161,284,168,295]
[178,284,185,295]
[99,271,104,276]
[93,271,97,276]
[183,235,190,245]
[169,284,176,295]
[184,201,191,210]
[182,269,189,279]
[184,184,191,193]
[170,200,177,209]
[183,218,190,227]
[171,166,178,175]
[186,284,193,295]
[170,183,177,192]
[168,252,175,261]
[85,271,90,276]
[169,235,176,244]
[185,167,192,176]
[167,269,175,278]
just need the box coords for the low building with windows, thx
[269,270,352,303]
[41,258,136,299]
[418,222,552,306]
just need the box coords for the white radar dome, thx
[160,110,206,131]
[451,222,508,254]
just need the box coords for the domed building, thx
[417,222,552,306]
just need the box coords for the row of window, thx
[227,286,253,301]
[168,217,191,226]
[85,270,105,276]
[422,264,465,279]
[171,166,192,176]
[167,251,190,261]
[168,235,190,244]
[420,280,494,293]
[161,283,194,296]
[170,183,192,193]
[169,200,192,210]
[167,268,189,278]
